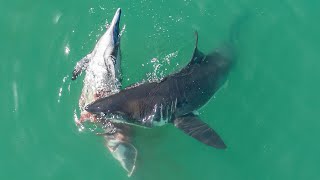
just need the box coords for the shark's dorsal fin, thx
[193,31,199,53]
[189,31,205,64]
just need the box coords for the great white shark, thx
[85,31,234,149]
[71,8,137,176]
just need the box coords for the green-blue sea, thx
[2,0,319,179]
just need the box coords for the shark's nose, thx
[85,104,100,113]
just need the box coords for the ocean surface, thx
[1,0,320,179]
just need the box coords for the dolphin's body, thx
[71,8,137,176]
[72,9,122,109]
[86,32,233,149]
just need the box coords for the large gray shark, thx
[71,8,137,176]
[85,32,233,149]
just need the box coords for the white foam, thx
[12,82,18,112]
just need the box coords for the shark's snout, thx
[85,103,101,113]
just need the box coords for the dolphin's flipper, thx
[102,122,137,177]
[173,113,226,149]
[72,54,92,80]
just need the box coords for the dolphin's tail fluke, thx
[101,123,137,177]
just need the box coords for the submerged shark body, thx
[71,8,137,176]
[86,32,234,149]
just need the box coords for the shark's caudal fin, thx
[71,54,91,80]
[173,113,226,149]
[214,11,252,65]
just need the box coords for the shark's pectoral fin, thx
[71,54,91,80]
[173,113,226,149]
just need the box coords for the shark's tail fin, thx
[229,12,252,46]
[216,11,252,66]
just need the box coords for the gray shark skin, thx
[86,32,233,149]
[71,8,137,176]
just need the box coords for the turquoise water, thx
[2,0,320,179]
